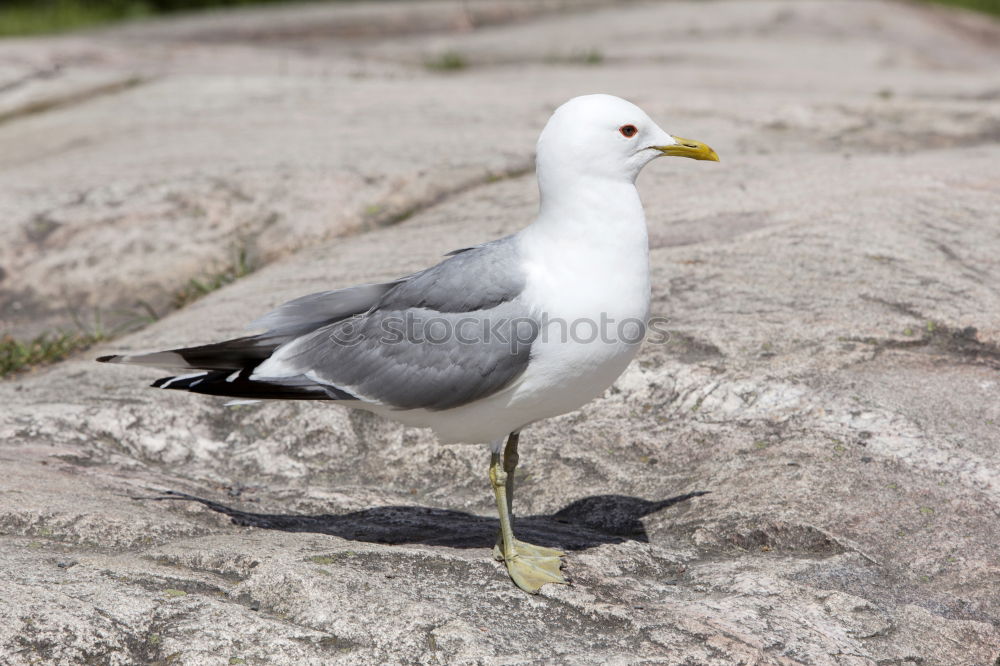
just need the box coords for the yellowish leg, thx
[489,432,567,593]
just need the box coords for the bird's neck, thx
[520,173,651,323]
[532,174,648,247]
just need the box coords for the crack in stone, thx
[0,74,148,126]
[0,64,63,96]
[856,295,1000,368]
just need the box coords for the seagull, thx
[98,94,718,593]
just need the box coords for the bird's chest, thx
[528,238,650,327]
[517,239,650,405]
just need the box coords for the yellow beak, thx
[654,136,720,162]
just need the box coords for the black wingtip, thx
[96,355,117,363]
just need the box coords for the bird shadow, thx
[146,489,708,551]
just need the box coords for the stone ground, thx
[2,1,1000,664]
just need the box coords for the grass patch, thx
[0,304,152,378]
[171,245,254,309]
[0,0,150,36]
[424,51,467,72]
[546,48,604,66]
[0,330,107,377]
[0,0,352,36]
[921,0,1000,16]
[1,245,253,378]
[577,48,603,65]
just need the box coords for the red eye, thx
[619,124,638,138]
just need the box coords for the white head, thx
[536,94,718,187]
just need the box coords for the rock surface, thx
[2,1,1000,664]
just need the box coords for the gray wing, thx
[253,237,538,411]
[247,282,401,338]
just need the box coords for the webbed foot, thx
[494,539,568,593]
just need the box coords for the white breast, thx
[509,215,650,415]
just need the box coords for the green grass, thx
[0,303,155,377]
[546,48,604,66]
[1,330,107,377]
[1,246,253,378]
[923,0,1000,16]
[0,0,340,37]
[170,245,255,309]
[0,0,149,36]
[578,48,603,65]
[424,51,467,72]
